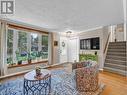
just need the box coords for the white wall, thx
[78,28,104,69]
[52,32,60,64]
[116,32,124,41]
[110,24,124,42]
[53,27,110,69]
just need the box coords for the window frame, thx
[7,26,49,68]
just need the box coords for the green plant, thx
[31,51,37,60]
[15,50,22,64]
[27,51,32,63]
[36,51,41,58]
[7,57,13,65]
[27,50,31,59]
[79,54,98,62]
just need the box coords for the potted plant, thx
[28,51,32,64]
[15,50,22,65]
[31,51,37,62]
[36,51,41,61]
[17,57,22,65]
[7,56,13,66]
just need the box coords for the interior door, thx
[68,38,79,62]
[59,36,68,63]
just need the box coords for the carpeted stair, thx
[104,41,127,76]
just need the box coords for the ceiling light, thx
[66,31,72,37]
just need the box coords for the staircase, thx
[104,41,127,76]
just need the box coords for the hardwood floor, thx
[99,71,127,95]
[0,64,127,95]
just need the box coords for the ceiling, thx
[1,0,125,32]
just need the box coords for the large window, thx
[7,28,48,66]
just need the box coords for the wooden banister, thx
[103,32,111,54]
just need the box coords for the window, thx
[7,28,48,67]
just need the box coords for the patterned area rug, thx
[0,69,105,95]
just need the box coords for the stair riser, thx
[107,49,126,52]
[107,53,126,57]
[106,56,126,61]
[109,42,126,45]
[105,60,126,65]
[107,51,126,54]
[108,46,126,49]
[104,64,126,71]
[109,44,126,47]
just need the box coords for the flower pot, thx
[18,60,22,65]
[28,59,32,64]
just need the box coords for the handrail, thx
[103,32,111,54]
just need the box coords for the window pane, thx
[16,31,28,63]
[7,29,13,64]
[18,31,27,52]
[42,35,48,59]
[42,35,48,52]
[30,33,38,62]
[31,33,38,51]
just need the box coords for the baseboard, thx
[99,69,104,72]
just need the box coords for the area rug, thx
[0,69,105,95]
[51,73,105,95]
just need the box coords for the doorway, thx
[59,36,68,63]
[68,37,79,62]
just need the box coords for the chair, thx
[72,61,99,92]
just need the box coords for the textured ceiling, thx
[2,0,124,32]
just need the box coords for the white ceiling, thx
[1,0,124,32]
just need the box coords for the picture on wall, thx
[54,41,58,46]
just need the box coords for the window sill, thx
[8,60,48,68]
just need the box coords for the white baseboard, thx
[99,69,104,72]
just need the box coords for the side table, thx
[23,69,51,95]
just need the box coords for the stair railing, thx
[103,31,111,63]
[103,32,111,54]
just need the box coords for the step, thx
[109,42,126,45]
[107,49,126,52]
[104,67,126,76]
[104,63,126,71]
[107,52,126,56]
[106,55,126,61]
[105,59,126,65]
[108,45,126,49]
